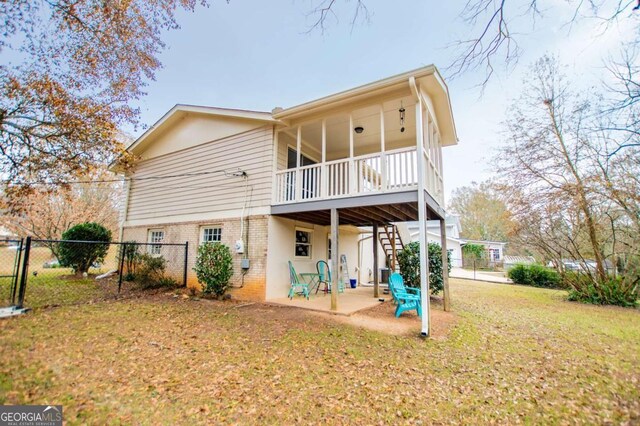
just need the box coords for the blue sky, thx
[129,1,637,203]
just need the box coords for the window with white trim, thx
[147,229,164,255]
[295,228,312,258]
[201,226,222,244]
[489,248,501,261]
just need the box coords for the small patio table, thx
[299,273,322,294]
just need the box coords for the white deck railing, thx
[274,147,444,205]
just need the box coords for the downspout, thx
[118,176,132,242]
[409,76,419,102]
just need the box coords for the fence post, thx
[10,238,24,305]
[473,259,476,281]
[183,242,189,287]
[17,236,31,309]
[118,243,126,294]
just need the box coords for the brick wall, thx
[122,215,268,301]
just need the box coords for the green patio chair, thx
[288,261,309,300]
[316,260,344,294]
[388,272,422,318]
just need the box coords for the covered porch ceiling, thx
[271,191,444,226]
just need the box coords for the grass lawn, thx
[0,278,638,424]
[0,270,122,309]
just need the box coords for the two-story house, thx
[118,66,458,335]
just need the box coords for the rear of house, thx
[118,66,457,304]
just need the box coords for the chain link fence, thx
[0,239,24,308]
[3,237,188,311]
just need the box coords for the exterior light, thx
[399,101,406,133]
[354,126,364,134]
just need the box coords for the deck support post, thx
[412,78,431,337]
[331,208,339,311]
[440,218,451,312]
[373,223,379,298]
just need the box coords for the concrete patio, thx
[267,285,387,316]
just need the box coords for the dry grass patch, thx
[0,279,638,425]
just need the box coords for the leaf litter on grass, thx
[0,279,638,424]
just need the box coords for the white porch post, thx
[413,82,431,337]
[295,126,302,201]
[379,104,387,191]
[331,208,339,311]
[349,114,356,194]
[321,119,327,198]
[440,218,451,312]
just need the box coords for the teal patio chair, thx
[388,272,422,318]
[288,261,309,300]
[316,260,344,294]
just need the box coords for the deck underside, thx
[271,190,444,226]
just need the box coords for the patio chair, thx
[388,272,422,318]
[288,261,309,300]
[316,260,344,294]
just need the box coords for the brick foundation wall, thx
[122,215,268,301]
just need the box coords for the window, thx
[287,147,315,169]
[295,228,312,258]
[201,226,222,244]
[489,248,500,261]
[147,229,164,255]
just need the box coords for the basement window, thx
[295,228,312,258]
[201,226,222,244]
[147,229,164,256]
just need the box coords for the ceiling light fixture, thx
[354,126,364,134]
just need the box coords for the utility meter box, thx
[241,258,250,270]
[235,240,245,254]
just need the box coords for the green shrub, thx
[135,253,170,289]
[194,243,234,298]
[565,273,638,307]
[122,242,140,280]
[397,241,452,295]
[157,276,179,288]
[58,222,112,275]
[507,264,561,288]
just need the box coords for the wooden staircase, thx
[378,224,404,272]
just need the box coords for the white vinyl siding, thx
[126,127,273,222]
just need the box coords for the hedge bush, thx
[58,222,111,275]
[508,264,561,288]
[397,241,452,295]
[565,273,638,308]
[194,243,234,298]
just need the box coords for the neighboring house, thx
[0,227,18,242]
[460,239,507,263]
[404,215,464,267]
[116,66,458,316]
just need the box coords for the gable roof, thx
[273,65,458,146]
[125,104,277,156]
